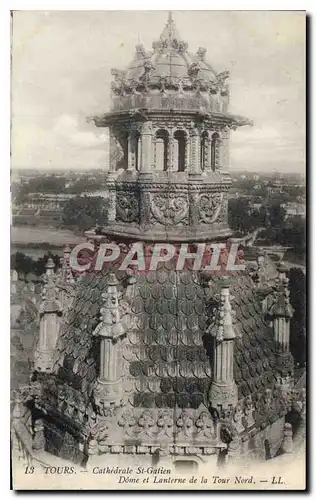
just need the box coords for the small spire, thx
[45,257,55,277]
[40,257,61,316]
[276,261,288,281]
[63,244,71,260]
[271,270,293,319]
[35,256,62,373]
[216,278,235,341]
[60,245,74,284]
[93,274,124,339]
[158,11,182,43]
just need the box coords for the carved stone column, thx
[107,174,117,222]
[184,133,190,171]
[140,121,153,172]
[271,263,293,352]
[127,131,137,171]
[109,131,119,172]
[188,188,200,228]
[220,127,230,172]
[60,245,75,284]
[139,176,153,228]
[168,135,177,172]
[93,274,133,414]
[57,245,75,311]
[206,134,212,172]
[280,423,294,454]
[269,263,295,393]
[209,280,238,414]
[34,259,62,373]
[190,128,201,173]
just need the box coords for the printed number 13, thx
[24,466,34,474]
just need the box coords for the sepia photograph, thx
[10,9,306,490]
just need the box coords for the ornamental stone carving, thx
[198,193,223,224]
[215,196,229,225]
[117,408,216,442]
[232,403,245,434]
[217,70,230,94]
[150,193,189,226]
[157,411,174,438]
[195,410,215,438]
[116,193,140,223]
[209,382,238,407]
[107,189,116,222]
[243,396,255,428]
[176,410,195,437]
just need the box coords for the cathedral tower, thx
[91,12,251,244]
[12,13,301,474]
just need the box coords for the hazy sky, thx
[11,10,306,173]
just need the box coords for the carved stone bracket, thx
[209,382,238,418]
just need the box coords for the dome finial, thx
[158,10,182,44]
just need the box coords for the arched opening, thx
[174,460,198,473]
[200,131,209,171]
[155,129,168,171]
[286,407,304,436]
[211,132,220,172]
[264,439,271,460]
[122,134,128,170]
[114,133,128,171]
[135,132,141,172]
[174,130,186,172]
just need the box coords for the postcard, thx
[10,10,306,490]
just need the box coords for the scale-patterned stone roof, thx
[54,265,280,412]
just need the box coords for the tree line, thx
[11,252,60,277]
[12,174,109,205]
[228,198,306,257]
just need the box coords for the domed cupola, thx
[110,12,230,113]
[91,12,252,244]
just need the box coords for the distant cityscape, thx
[10,11,306,483]
[11,167,306,226]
